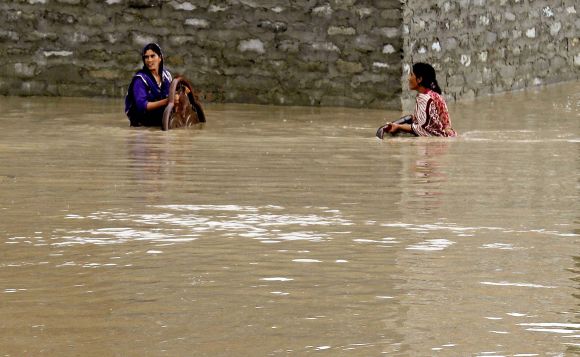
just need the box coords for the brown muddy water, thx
[0,82,578,356]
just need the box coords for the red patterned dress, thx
[411,90,457,137]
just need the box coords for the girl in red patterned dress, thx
[384,63,456,137]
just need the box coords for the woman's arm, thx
[146,72,172,111]
[387,123,413,134]
[132,80,152,114]
[133,79,169,113]
[146,98,169,111]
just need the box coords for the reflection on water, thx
[0,82,578,356]
[57,204,352,246]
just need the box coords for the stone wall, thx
[0,0,403,109]
[401,0,579,110]
[0,0,578,109]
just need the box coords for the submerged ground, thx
[0,82,578,356]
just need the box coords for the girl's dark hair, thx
[141,43,164,74]
[412,62,442,94]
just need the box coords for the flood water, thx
[0,82,578,356]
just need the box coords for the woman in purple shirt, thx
[125,43,173,127]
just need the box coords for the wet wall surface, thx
[0,1,403,108]
[0,82,578,356]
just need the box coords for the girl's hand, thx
[376,122,392,139]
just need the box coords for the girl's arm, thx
[146,98,169,111]
[147,74,172,111]
[387,123,413,134]
[133,79,169,112]
[132,79,149,114]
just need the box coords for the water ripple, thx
[480,281,556,289]
[406,238,455,251]
[52,205,353,246]
[382,222,577,238]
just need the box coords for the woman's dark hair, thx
[141,43,164,74]
[412,62,442,94]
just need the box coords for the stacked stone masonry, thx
[0,0,578,110]
[401,0,579,109]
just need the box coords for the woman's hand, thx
[146,98,169,111]
[387,123,413,134]
[376,122,393,139]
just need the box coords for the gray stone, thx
[498,64,516,81]
[312,4,333,17]
[549,22,562,36]
[14,63,36,78]
[353,35,377,52]
[185,18,209,28]
[258,21,287,33]
[550,56,567,70]
[482,67,494,83]
[465,70,483,85]
[447,74,465,87]
[331,0,356,11]
[374,27,399,38]
[336,60,364,74]
[327,26,356,36]
[0,30,20,41]
[0,0,576,108]
[446,37,458,50]
[20,81,47,95]
[486,31,498,44]
[127,0,162,8]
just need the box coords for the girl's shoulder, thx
[416,91,431,105]
[426,89,443,99]
[426,90,449,106]
[132,71,150,87]
[163,69,172,82]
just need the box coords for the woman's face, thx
[408,71,421,91]
[143,49,162,73]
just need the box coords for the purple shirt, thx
[125,69,172,126]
